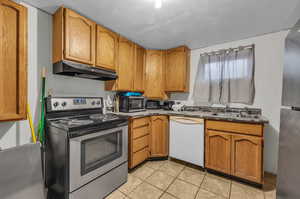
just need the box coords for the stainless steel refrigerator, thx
[277,19,300,199]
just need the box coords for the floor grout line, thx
[229,180,232,199]
[112,160,273,199]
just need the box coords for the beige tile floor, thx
[105,159,277,199]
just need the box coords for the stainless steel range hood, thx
[53,60,118,81]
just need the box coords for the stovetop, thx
[48,113,128,132]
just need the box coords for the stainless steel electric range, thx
[45,97,128,199]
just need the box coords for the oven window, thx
[129,99,144,109]
[81,130,122,175]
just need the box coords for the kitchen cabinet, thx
[205,120,264,184]
[231,134,263,183]
[150,115,169,158]
[133,44,145,92]
[105,36,134,91]
[144,50,167,99]
[116,36,135,90]
[0,0,27,121]
[128,115,169,168]
[95,25,118,71]
[205,130,231,174]
[165,46,190,92]
[53,7,96,65]
[129,117,150,169]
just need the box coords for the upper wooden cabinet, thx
[115,36,135,91]
[133,44,145,92]
[150,115,169,158]
[165,46,190,92]
[52,7,191,96]
[105,41,145,92]
[144,50,167,99]
[95,25,118,71]
[0,0,27,121]
[53,7,96,65]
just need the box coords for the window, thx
[193,45,255,105]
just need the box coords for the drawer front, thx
[132,117,149,128]
[133,135,149,153]
[132,147,149,167]
[206,120,263,136]
[132,125,149,139]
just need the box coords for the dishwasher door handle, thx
[170,116,204,124]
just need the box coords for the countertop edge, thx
[112,111,269,124]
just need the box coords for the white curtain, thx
[193,46,255,105]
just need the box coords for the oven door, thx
[69,125,128,192]
[128,98,145,112]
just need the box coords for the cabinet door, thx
[145,50,167,99]
[0,0,27,121]
[231,135,263,183]
[133,44,145,92]
[165,46,190,92]
[116,37,134,91]
[205,130,231,174]
[150,116,169,157]
[95,25,118,71]
[64,8,95,65]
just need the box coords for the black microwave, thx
[119,96,146,113]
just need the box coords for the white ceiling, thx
[23,0,300,49]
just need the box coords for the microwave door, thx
[129,99,144,109]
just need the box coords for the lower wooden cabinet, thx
[128,116,169,169]
[129,117,150,169]
[231,134,263,183]
[205,130,231,174]
[205,120,264,184]
[150,115,169,158]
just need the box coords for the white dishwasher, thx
[169,116,204,167]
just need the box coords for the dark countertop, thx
[112,110,269,124]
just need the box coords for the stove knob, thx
[53,102,59,107]
[91,101,96,106]
[61,102,67,107]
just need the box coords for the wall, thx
[0,3,110,150]
[171,31,288,174]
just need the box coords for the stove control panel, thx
[47,97,103,111]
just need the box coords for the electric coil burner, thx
[45,97,128,199]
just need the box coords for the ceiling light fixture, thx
[155,0,162,9]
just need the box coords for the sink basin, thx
[210,112,260,119]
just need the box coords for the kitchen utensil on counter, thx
[162,101,175,110]
[172,102,184,112]
[146,100,161,109]
[105,95,114,112]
